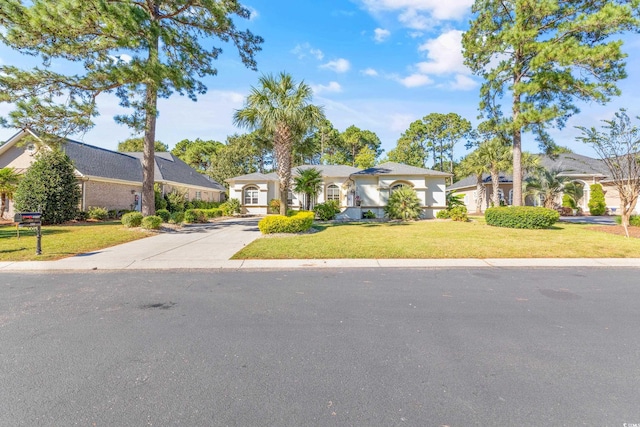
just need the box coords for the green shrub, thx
[183,209,207,223]
[156,209,171,223]
[449,206,468,222]
[485,206,559,229]
[614,215,640,226]
[87,206,109,220]
[384,187,422,220]
[141,215,162,230]
[154,183,168,210]
[258,211,315,234]
[107,209,118,219]
[269,198,280,214]
[203,208,223,219]
[588,184,606,216]
[169,211,184,224]
[436,209,450,219]
[121,211,144,228]
[75,211,88,221]
[220,198,241,216]
[314,200,340,221]
[362,210,376,219]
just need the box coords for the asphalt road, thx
[1,268,639,426]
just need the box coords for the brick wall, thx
[83,180,141,211]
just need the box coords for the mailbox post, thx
[14,212,43,255]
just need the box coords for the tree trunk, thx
[475,175,484,214]
[512,77,523,206]
[491,168,500,207]
[141,26,160,217]
[275,124,293,216]
[0,194,6,219]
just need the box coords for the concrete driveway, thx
[0,216,262,271]
[558,215,617,225]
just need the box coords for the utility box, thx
[14,212,42,227]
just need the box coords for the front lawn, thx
[0,221,153,261]
[233,218,640,259]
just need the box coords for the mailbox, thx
[14,212,42,227]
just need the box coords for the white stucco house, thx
[226,162,451,219]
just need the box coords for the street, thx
[1,268,639,426]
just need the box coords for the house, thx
[226,162,451,219]
[449,152,626,214]
[0,129,226,218]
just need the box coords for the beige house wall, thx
[83,180,142,211]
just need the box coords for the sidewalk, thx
[1,216,639,271]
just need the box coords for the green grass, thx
[0,221,152,261]
[233,218,640,259]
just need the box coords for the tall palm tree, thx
[293,167,323,211]
[457,150,489,214]
[525,167,569,209]
[0,167,21,219]
[234,72,324,215]
[476,139,512,207]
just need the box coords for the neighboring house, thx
[226,162,451,219]
[0,129,225,218]
[450,152,626,214]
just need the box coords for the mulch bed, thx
[586,225,640,238]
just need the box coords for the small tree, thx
[0,167,21,219]
[293,168,322,211]
[525,168,570,209]
[578,110,640,236]
[384,187,422,221]
[588,184,606,216]
[14,149,81,224]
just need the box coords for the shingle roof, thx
[61,139,143,182]
[125,152,225,190]
[226,171,279,182]
[352,162,452,177]
[449,153,609,190]
[292,164,362,177]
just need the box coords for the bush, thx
[141,215,162,230]
[183,209,208,223]
[384,187,422,220]
[203,208,223,219]
[14,148,81,224]
[269,198,281,214]
[121,211,144,228]
[485,206,559,229]
[107,209,118,219]
[614,215,640,227]
[154,183,167,211]
[448,206,468,222]
[362,210,376,219]
[75,211,88,221]
[314,200,340,221]
[588,184,606,216]
[156,209,171,223]
[220,198,241,216]
[169,211,184,224]
[436,209,450,219]
[258,211,315,234]
[87,206,109,221]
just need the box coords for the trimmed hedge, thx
[121,211,144,228]
[141,215,163,230]
[183,209,208,223]
[258,211,315,234]
[485,206,559,229]
[156,209,171,223]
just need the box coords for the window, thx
[326,184,340,202]
[195,191,202,201]
[287,190,294,206]
[244,186,259,205]
[508,189,513,205]
[497,188,505,202]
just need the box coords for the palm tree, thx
[293,167,323,211]
[525,167,569,209]
[234,72,324,215]
[476,139,512,207]
[0,167,21,219]
[562,181,584,209]
[457,150,489,214]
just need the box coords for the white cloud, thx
[311,81,343,95]
[247,6,259,21]
[390,113,415,132]
[450,74,477,91]
[360,0,473,24]
[397,73,433,88]
[416,30,467,75]
[291,43,324,61]
[320,58,351,73]
[398,8,432,30]
[361,68,379,77]
[109,54,133,64]
[373,28,391,43]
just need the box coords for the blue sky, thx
[1,0,639,161]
